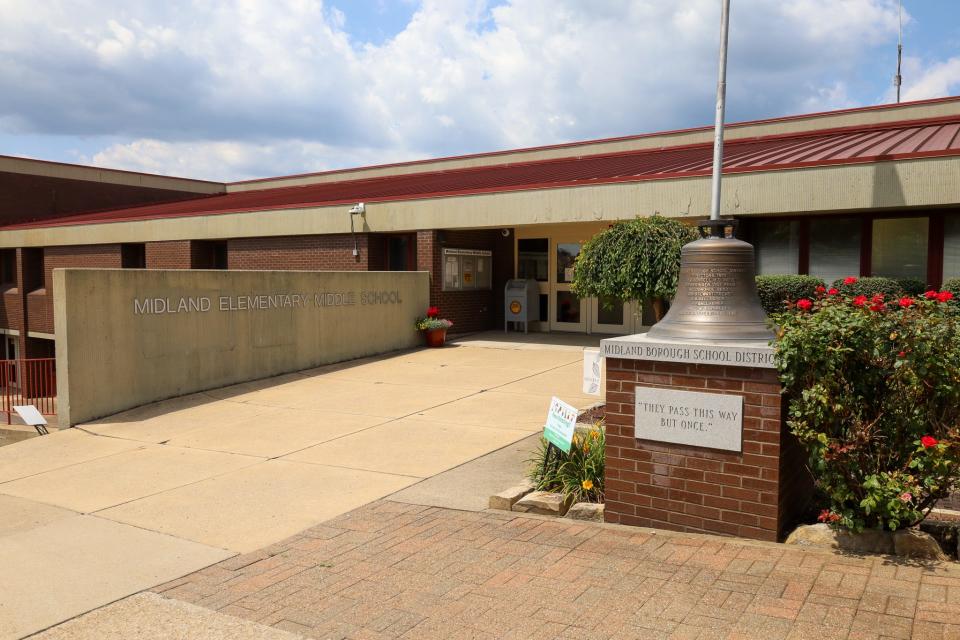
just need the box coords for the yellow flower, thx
[590,430,600,439]
[582,479,594,491]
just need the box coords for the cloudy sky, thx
[1,0,957,182]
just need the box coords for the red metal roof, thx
[5,114,960,230]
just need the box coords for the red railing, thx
[0,358,57,424]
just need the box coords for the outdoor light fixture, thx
[348,202,365,259]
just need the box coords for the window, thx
[442,248,492,291]
[0,250,15,285]
[517,238,548,281]
[22,248,43,292]
[872,217,928,281]
[191,241,228,269]
[944,215,960,281]
[753,220,800,275]
[121,243,146,269]
[809,217,861,285]
[556,243,581,283]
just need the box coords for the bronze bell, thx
[647,220,773,341]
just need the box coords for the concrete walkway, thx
[0,334,601,639]
[149,500,960,640]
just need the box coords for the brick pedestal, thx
[603,357,810,542]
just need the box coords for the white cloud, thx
[901,57,960,102]
[0,0,912,180]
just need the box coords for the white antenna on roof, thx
[894,0,903,103]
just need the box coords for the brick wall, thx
[228,235,370,271]
[421,229,514,334]
[146,241,193,269]
[603,358,811,542]
[21,245,124,338]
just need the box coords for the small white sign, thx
[13,405,47,427]
[582,349,602,396]
[634,387,743,452]
[544,396,578,454]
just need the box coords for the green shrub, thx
[831,276,903,299]
[776,287,960,531]
[944,278,960,298]
[895,277,927,296]
[755,275,825,315]
[572,216,698,321]
[528,422,605,503]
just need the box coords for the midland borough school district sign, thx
[635,387,743,452]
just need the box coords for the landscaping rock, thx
[785,523,895,555]
[489,482,534,511]
[566,502,604,522]
[893,529,949,561]
[513,491,572,516]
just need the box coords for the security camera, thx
[501,228,511,237]
[349,202,365,215]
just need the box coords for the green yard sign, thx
[544,396,578,454]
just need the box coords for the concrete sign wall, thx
[54,268,430,426]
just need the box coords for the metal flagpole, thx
[710,0,732,221]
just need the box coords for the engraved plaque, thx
[634,387,743,452]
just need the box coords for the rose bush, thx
[775,282,960,531]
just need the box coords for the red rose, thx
[796,298,812,311]
[816,286,826,294]
[828,288,839,295]
[938,291,954,303]
[897,351,906,357]
[426,306,439,318]
[871,294,884,303]
[869,303,884,312]
[898,297,915,308]
[925,290,939,300]
[853,295,867,308]
[921,436,939,448]
[843,276,858,285]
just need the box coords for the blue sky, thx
[0,0,957,181]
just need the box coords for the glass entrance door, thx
[591,296,635,334]
[551,242,586,332]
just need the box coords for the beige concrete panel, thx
[0,515,232,640]
[324,361,567,391]
[392,344,583,370]
[165,408,389,457]
[0,494,76,538]
[0,445,261,513]
[243,378,479,417]
[226,98,960,192]
[32,593,303,640]
[82,396,276,444]
[285,417,532,478]
[0,429,143,484]
[7,156,960,247]
[495,361,605,401]
[98,459,416,553]
[54,269,429,426]
[0,155,224,193]
[412,390,586,430]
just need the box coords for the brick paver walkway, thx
[154,501,960,640]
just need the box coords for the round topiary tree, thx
[571,215,697,321]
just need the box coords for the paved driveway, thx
[0,334,601,639]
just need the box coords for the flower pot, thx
[425,328,447,347]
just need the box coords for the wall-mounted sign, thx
[442,248,491,291]
[544,396,578,454]
[634,387,743,452]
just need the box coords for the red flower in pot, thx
[415,308,453,347]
